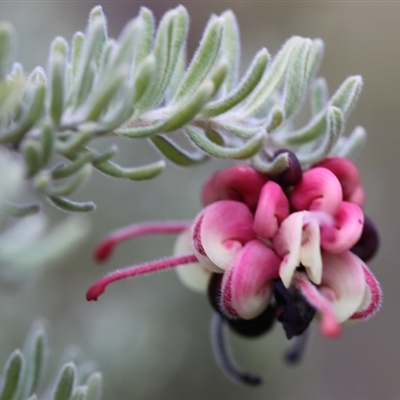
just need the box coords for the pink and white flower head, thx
[86,153,381,386]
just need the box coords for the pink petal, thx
[320,201,364,253]
[173,230,211,292]
[290,167,343,214]
[194,200,256,271]
[273,212,322,287]
[350,264,382,320]
[253,181,290,239]
[201,165,268,211]
[318,251,366,323]
[313,157,365,207]
[221,240,281,319]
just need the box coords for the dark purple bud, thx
[227,304,276,338]
[208,273,227,316]
[351,215,380,262]
[269,149,302,188]
[273,279,316,339]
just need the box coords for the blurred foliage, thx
[0,320,102,400]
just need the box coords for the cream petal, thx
[319,251,366,323]
[173,230,211,292]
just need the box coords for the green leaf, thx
[71,387,87,400]
[48,37,68,124]
[85,373,102,400]
[52,363,76,400]
[159,81,214,132]
[120,80,215,137]
[46,164,92,197]
[0,350,23,400]
[3,202,40,217]
[311,77,328,116]
[281,38,313,119]
[55,130,92,154]
[202,48,269,118]
[186,127,265,159]
[47,196,96,212]
[134,7,186,113]
[39,121,55,166]
[11,322,47,400]
[132,7,155,68]
[251,151,290,175]
[151,135,208,166]
[22,140,42,177]
[0,22,16,80]
[93,158,165,180]
[68,32,84,93]
[298,106,343,165]
[333,125,366,158]
[0,78,25,124]
[171,15,223,105]
[220,10,240,94]
[0,79,46,144]
[307,38,324,81]
[330,75,363,118]
[132,54,156,104]
[52,152,94,179]
[91,145,117,164]
[240,36,303,117]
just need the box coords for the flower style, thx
[86,153,382,386]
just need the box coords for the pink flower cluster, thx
[86,153,381,385]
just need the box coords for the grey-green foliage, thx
[0,5,366,212]
[0,149,89,285]
[0,321,102,400]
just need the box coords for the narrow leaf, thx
[22,140,42,177]
[93,158,165,180]
[151,135,208,166]
[52,363,76,400]
[202,48,269,117]
[3,202,40,217]
[311,77,328,116]
[47,196,96,212]
[85,373,102,400]
[333,125,366,158]
[48,37,68,124]
[0,350,23,400]
[52,152,94,179]
[171,15,223,105]
[251,151,290,175]
[220,10,240,93]
[46,164,92,197]
[0,22,16,80]
[40,122,55,166]
[71,387,86,400]
[330,75,363,118]
[240,36,303,117]
[186,127,265,159]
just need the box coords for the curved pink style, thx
[94,222,190,262]
[194,200,256,271]
[86,254,198,301]
[320,201,364,253]
[221,240,281,319]
[313,157,365,207]
[290,167,343,214]
[253,181,290,239]
[201,165,268,211]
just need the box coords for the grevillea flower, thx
[86,154,382,386]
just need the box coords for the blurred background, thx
[0,1,399,399]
